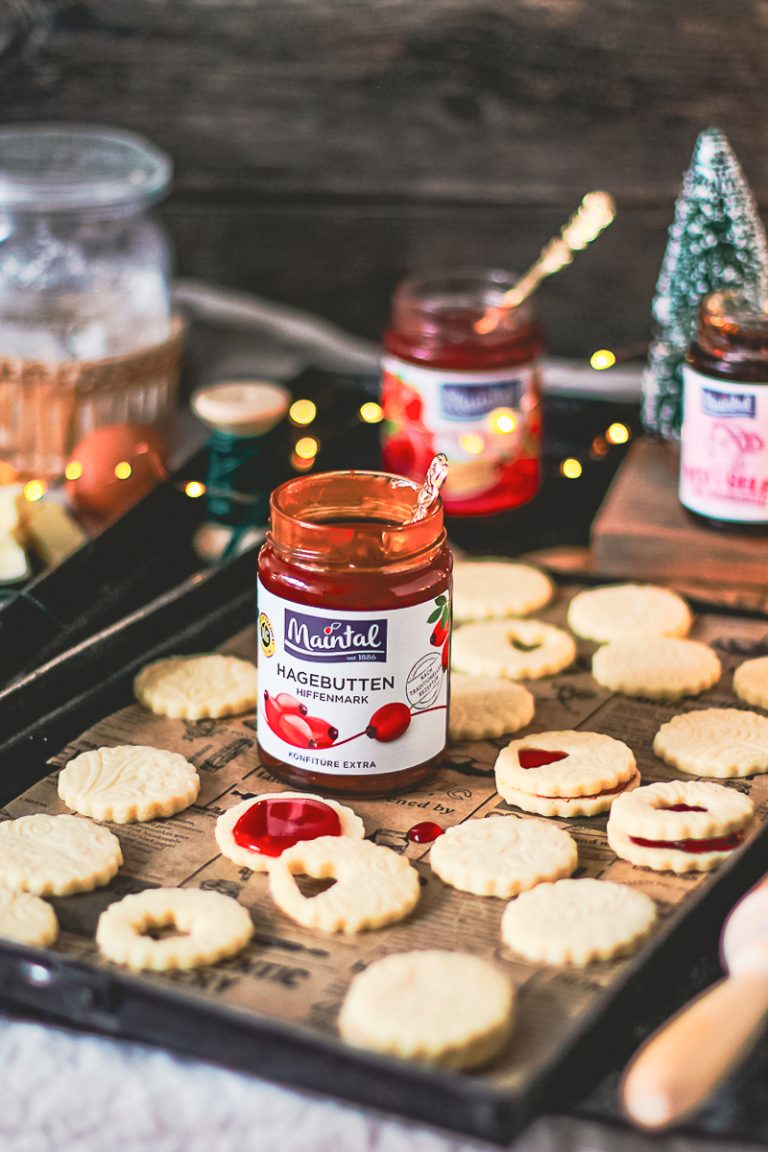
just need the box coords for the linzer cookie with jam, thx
[607,780,755,873]
[653,708,768,778]
[494,730,639,817]
[215,791,365,872]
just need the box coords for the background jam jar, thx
[382,269,544,516]
[257,469,452,796]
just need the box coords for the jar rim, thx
[0,124,172,212]
[268,469,445,568]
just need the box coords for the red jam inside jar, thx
[382,269,543,516]
[257,470,452,797]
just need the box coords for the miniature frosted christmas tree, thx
[642,128,768,438]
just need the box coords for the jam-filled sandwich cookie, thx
[0,886,58,947]
[134,653,258,720]
[430,815,577,898]
[592,638,721,701]
[607,780,755,873]
[268,836,420,934]
[96,888,253,971]
[654,707,768,778]
[449,674,535,741]
[58,745,200,824]
[0,814,122,896]
[501,878,657,966]
[495,730,639,817]
[339,950,515,1069]
[452,559,553,623]
[733,656,768,710]
[567,583,691,644]
[451,619,576,680]
[215,792,365,872]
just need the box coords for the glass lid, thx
[0,123,172,211]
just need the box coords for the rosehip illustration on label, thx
[441,637,449,670]
[264,691,284,733]
[305,714,339,749]
[275,692,308,716]
[430,622,448,647]
[276,712,313,748]
[366,702,412,743]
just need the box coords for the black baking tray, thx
[1,552,768,1145]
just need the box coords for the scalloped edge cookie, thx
[567,584,691,644]
[449,674,535,741]
[430,815,577,898]
[451,619,576,680]
[452,560,553,623]
[134,654,258,719]
[58,745,200,824]
[592,639,721,701]
[215,792,365,872]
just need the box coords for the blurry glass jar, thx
[0,124,182,476]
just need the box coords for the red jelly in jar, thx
[382,269,543,516]
[257,470,452,796]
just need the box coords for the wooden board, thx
[591,438,768,586]
[2,0,768,350]
[2,587,768,1143]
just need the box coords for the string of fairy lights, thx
[17,348,632,511]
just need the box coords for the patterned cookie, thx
[215,792,365,872]
[653,708,768,778]
[449,674,535,741]
[592,639,721,701]
[339,950,515,1069]
[134,654,258,719]
[734,656,768,710]
[430,815,577,898]
[0,814,122,896]
[0,886,58,947]
[96,887,253,972]
[567,584,692,644]
[495,730,639,817]
[268,836,420,934]
[452,560,553,623]
[451,619,576,680]
[607,780,755,873]
[501,878,657,966]
[58,745,200,824]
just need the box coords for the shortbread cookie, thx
[0,886,58,947]
[0,814,122,896]
[607,780,755,873]
[134,654,258,719]
[339,950,515,1069]
[451,619,576,680]
[734,657,768,710]
[592,639,721,701]
[567,584,691,644]
[654,708,768,778]
[268,836,420,934]
[58,745,200,824]
[216,792,365,872]
[96,887,253,971]
[501,878,657,966]
[430,815,577,898]
[452,560,553,623]
[495,730,639,817]
[449,674,535,741]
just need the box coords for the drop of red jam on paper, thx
[519,748,569,769]
[366,702,412,742]
[659,804,707,813]
[275,692,309,717]
[233,797,342,857]
[407,821,445,844]
[629,831,745,855]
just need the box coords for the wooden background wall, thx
[1,0,767,355]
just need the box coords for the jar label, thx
[680,366,768,522]
[257,581,450,776]
[381,355,540,507]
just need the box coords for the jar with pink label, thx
[680,290,768,532]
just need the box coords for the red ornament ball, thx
[65,424,167,521]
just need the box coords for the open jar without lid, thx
[257,470,452,796]
[681,289,768,530]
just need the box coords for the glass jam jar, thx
[681,290,768,531]
[381,269,543,516]
[257,470,452,796]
